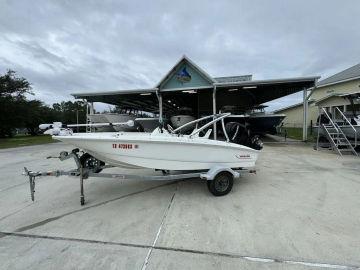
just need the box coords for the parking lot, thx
[0,142,359,270]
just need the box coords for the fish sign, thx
[176,67,191,83]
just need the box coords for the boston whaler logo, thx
[112,144,139,149]
[235,154,251,159]
[176,67,191,83]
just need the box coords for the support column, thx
[302,87,308,141]
[213,86,217,139]
[90,102,94,114]
[86,101,94,133]
[156,90,163,126]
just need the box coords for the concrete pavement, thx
[0,142,359,269]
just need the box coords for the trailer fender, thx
[200,166,240,181]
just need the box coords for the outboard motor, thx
[225,122,263,150]
[225,122,249,145]
[250,135,263,150]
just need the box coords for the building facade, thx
[275,63,360,128]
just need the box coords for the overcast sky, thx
[1,0,360,111]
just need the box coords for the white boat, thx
[135,117,162,132]
[313,122,360,140]
[88,114,115,132]
[28,114,260,203]
[54,114,259,171]
[170,107,196,132]
[170,115,195,131]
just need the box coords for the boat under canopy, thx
[71,55,319,139]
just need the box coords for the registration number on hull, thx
[112,144,139,149]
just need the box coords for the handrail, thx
[334,107,356,131]
[334,121,351,144]
[316,107,321,150]
[333,120,358,155]
[172,113,230,133]
[321,108,339,133]
[334,107,357,146]
[318,107,340,153]
[316,107,358,155]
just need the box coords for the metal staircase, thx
[316,108,358,156]
[334,107,358,148]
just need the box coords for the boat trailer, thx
[23,149,256,205]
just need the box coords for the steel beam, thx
[213,86,217,139]
[157,91,163,125]
[302,87,308,141]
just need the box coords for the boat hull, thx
[247,114,286,134]
[341,126,360,139]
[54,133,259,171]
[225,114,285,135]
[170,115,196,132]
[313,125,360,140]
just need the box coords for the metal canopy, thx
[216,76,318,106]
[70,55,320,142]
[71,76,318,114]
[72,89,159,112]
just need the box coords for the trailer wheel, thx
[80,153,104,173]
[207,172,234,196]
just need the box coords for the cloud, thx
[0,0,360,111]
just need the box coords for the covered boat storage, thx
[5,58,360,270]
[72,56,319,140]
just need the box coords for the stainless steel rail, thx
[334,107,357,147]
[316,107,358,156]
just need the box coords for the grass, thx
[0,134,57,149]
[279,127,316,142]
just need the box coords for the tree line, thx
[0,70,87,137]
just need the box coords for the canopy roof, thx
[72,55,319,113]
